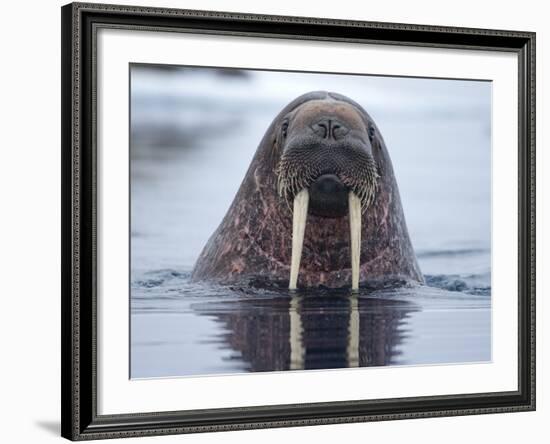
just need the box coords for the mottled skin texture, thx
[191,91,424,289]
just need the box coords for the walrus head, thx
[191,91,423,290]
[276,97,379,217]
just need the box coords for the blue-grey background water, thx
[130,65,491,378]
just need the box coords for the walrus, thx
[191,91,423,290]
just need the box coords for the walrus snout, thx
[309,174,349,218]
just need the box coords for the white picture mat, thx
[97,28,519,415]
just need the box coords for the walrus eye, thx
[281,121,289,139]
[368,126,375,141]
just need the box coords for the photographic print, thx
[130,65,492,378]
[62,4,535,438]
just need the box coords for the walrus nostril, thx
[312,122,328,139]
[311,119,349,140]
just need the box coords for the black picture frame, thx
[61,2,536,440]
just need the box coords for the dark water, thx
[130,66,492,379]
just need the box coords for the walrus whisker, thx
[277,177,285,196]
[285,186,295,213]
[349,191,362,291]
[289,188,309,290]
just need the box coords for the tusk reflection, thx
[289,295,305,370]
[346,294,360,367]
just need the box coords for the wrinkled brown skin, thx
[191,91,424,289]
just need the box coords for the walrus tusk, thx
[289,189,309,290]
[349,191,362,291]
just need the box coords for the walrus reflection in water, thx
[192,294,417,371]
[192,91,423,290]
